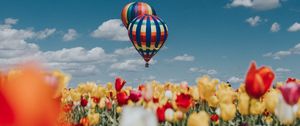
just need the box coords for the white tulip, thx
[165,108,175,122]
[275,95,297,125]
[165,90,173,99]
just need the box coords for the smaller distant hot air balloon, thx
[121,2,156,29]
[128,14,168,67]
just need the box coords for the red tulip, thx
[175,93,193,112]
[286,78,297,83]
[116,91,128,106]
[91,96,100,104]
[164,101,173,109]
[115,77,126,92]
[80,98,88,107]
[278,82,300,106]
[129,90,142,103]
[245,62,275,99]
[156,106,166,122]
[153,97,159,103]
[210,114,219,122]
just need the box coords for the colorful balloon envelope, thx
[121,2,156,29]
[128,15,168,67]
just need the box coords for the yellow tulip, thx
[117,106,122,113]
[70,89,81,102]
[207,95,219,108]
[275,82,284,88]
[106,82,113,90]
[237,93,250,115]
[264,89,278,113]
[190,86,200,101]
[264,116,273,125]
[216,83,236,104]
[77,82,97,94]
[87,113,100,125]
[91,86,105,98]
[220,103,236,121]
[197,75,218,100]
[250,98,265,115]
[187,111,209,126]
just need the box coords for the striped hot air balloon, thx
[128,14,168,67]
[121,2,156,29]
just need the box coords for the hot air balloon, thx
[128,14,168,67]
[121,2,156,29]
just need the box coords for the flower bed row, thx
[59,62,300,126]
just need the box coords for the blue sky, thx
[0,0,299,87]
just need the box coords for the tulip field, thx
[55,62,300,126]
[1,63,300,126]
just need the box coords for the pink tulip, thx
[279,82,300,106]
[129,90,142,103]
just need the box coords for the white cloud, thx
[270,22,280,32]
[35,28,56,39]
[4,18,18,25]
[227,0,281,11]
[110,59,156,71]
[0,18,117,78]
[173,54,195,62]
[264,43,300,59]
[229,0,253,8]
[275,68,291,73]
[207,69,218,75]
[189,67,218,75]
[91,19,129,41]
[63,29,78,41]
[189,67,199,72]
[114,47,137,56]
[42,47,114,63]
[227,76,244,83]
[246,16,261,26]
[288,22,300,32]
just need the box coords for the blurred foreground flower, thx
[0,63,62,126]
[120,106,158,126]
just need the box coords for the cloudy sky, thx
[0,0,299,87]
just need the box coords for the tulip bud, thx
[165,108,175,122]
[117,106,122,113]
[174,111,184,121]
[165,90,173,99]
